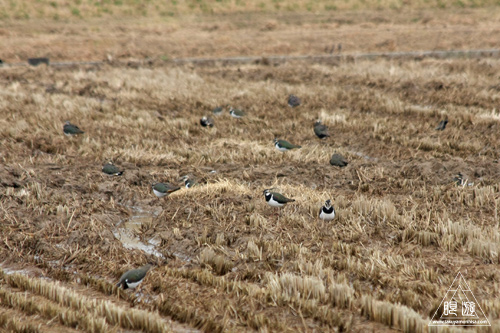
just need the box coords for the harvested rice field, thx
[1,2,500,332]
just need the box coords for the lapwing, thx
[330,153,348,167]
[229,107,245,119]
[63,121,84,136]
[453,173,466,186]
[288,94,301,108]
[319,200,336,221]
[200,116,214,127]
[274,138,301,152]
[263,189,295,208]
[182,175,195,189]
[152,182,180,198]
[116,264,153,290]
[435,119,448,131]
[102,162,123,176]
[314,120,330,139]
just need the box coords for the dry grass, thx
[1,6,500,331]
[0,269,171,333]
[2,0,499,20]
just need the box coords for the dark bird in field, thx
[152,182,181,198]
[288,94,301,108]
[274,138,302,152]
[229,107,245,119]
[435,119,448,131]
[263,189,295,208]
[116,264,153,290]
[182,175,196,189]
[314,120,330,139]
[453,173,466,186]
[63,121,84,136]
[330,153,348,167]
[102,162,123,176]
[319,200,336,221]
[200,116,214,127]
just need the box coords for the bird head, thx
[325,199,331,207]
[315,119,322,125]
[263,188,279,194]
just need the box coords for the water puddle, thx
[172,252,193,263]
[348,150,378,162]
[114,205,195,264]
[114,208,164,258]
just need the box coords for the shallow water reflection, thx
[114,209,163,258]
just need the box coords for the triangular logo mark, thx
[429,272,490,326]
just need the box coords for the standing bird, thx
[200,116,214,127]
[102,162,123,176]
[274,138,302,152]
[319,200,336,221]
[63,121,84,136]
[314,120,330,139]
[288,94,301,108]
[152,182,180,198]
[182,175,195,189]
[453,173,466,186]
[229,107,245,119]
[330,153,348,167]
[263,189,295,208]
[435,119,448,131]
[116,264,153,290]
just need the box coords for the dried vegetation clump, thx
[1,45,500,331]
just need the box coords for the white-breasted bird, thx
[116,264,153,290]
[319,200,336,221]
[263,189,295,208]
[152,182,180,198]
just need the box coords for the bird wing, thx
[314,124,329,136]
[153,183,167,193]
[103,164,120,174]
[272,192,295,203]
[330,154,348,166]
[65,124,84,134]
[166,184,181,192]
[123,268,144,283]
[278,140,301,149]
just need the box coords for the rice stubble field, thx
[1,4,500,333]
